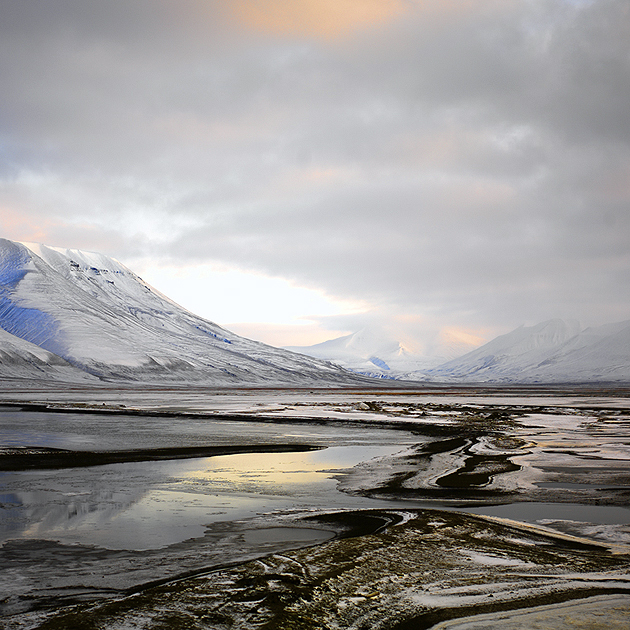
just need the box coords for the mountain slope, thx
[524,321,630,383]
[287,328,410,377]
[0,326,97,382]
[426,319,630,383]
[0,239,365,385]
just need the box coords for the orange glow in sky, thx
[231,0,407,39]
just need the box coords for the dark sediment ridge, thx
[0,443,322,471]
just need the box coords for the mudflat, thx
[0,385,629,629]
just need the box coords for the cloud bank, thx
[1,0,628,344]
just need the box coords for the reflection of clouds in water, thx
[0,429,91,449]
[0,491,25,537]
[0,409,418,452]
[181,446,403,495]
[0,461,154,548]
[12,487,146,543]
[0,407,418,552]
[465,503,630,526]
[188,452,333,490]
[2,397,628,554]
[0,446,403,550]
[0,411,103,449]
[7,485,227,550]
[4,444,406,550]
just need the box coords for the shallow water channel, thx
[2,403,630,548]
[0,409,425,550]
[1,445,419,550]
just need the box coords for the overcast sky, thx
[1,0,629,349]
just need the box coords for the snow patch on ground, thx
[458,550,535,567]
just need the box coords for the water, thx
[0,407,415,450]
[0,411,420,550]
[461,502,630,525]
[2,407,629,551]
[0,445,414,550]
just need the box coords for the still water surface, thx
[0,409,423,550]
[1,446,417,550]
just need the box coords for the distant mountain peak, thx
[286,318,630,384]
[285,325,480,378]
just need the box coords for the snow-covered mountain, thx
[0,238,366,385]
[286,326,479,379]
[289,319,630,384]
[287,328,413,378]
[426,319,630,383]
[2,239,626,386]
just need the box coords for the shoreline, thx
[8,507,628,630]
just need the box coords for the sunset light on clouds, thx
[1,0,628,348]
[231,0,407,39]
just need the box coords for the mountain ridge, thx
[291,319,630,384]
[425,318,630,383]
[286,326,480,378]
[0,238,367,386]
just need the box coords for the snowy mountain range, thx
[1,238,628,385]
[286,327,479,378]
[289,319,630,384]
[0,238,365,386]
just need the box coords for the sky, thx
[1,0,629,351]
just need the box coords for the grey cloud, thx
[1,0,629,335]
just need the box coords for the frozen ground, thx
[0,386,629,629]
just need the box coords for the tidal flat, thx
[0,385,629,629]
